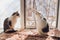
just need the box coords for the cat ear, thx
[16,11,18,13]
[12,13,16,16]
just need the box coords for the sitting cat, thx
[4,11,20,33]
[32,9,49,36]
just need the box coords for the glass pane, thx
[0,0,21,33]
[25,0,36,28]
[25,0,58,29]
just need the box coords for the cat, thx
[4,11,20,33]
[32,9,49,36]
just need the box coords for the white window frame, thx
[57,0,60,30]
[20,0,59,30]
[20,0,25,29]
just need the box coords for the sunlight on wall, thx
[0,0,21,33]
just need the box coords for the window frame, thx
[21,0,59,29]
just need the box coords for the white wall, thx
[0,0,21,33]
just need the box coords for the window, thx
[24,0,58,29]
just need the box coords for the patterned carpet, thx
[0,29,59,40]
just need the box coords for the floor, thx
[0,29,60,40]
